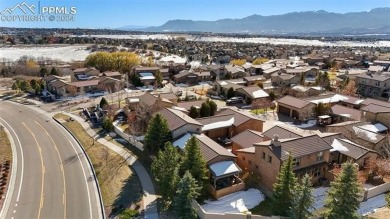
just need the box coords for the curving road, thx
[0,101,103,219]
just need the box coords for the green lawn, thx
[250,108,273,115]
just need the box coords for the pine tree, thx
[50,67,58,75]
[40,67,48,77]
[299,73,305,85]
[151,142,180,208]
[188,106,199,118]
[199,102,211,117]
[290,174,314,219]
[272,154,298,216]
[208,100,217,116]
[155,70,163,88]
[324,162,361,219]
[144,113,172,155]
[99,97,109,108]
[174,171,200,219]
[181,136,208,200]
[227,87,235,99]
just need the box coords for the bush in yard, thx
[102,117,114,132]
[227,87,235,99]
[188,106,199,118]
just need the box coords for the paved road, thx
[0,101,103,219]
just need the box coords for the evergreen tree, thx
[151,142,180,208]
[199,102,211,117]
[188,106,199,119]
[181,137,208,200]
[155,70,163,88]
[313,102,330,117]
[291,174,314,219]
[20,80,31,91]
[227,87,235,99]
[174,171,200,219]
[299,73,305,85]
[99,97,109,108]
[324,163,361,219]
[208,100,217,116]
[50,67,58,75]
[272,154,298,216]
[11,80,21,92]
[269,91,276,101]
[144,113,172,155]
[40,67,48,77]
[102,117,114,132]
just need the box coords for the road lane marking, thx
[35,121,67,219]
[22,122,45,219]
[0,117,24,219]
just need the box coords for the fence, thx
[192,200,286,219]
[113,122,144,151]
[362,182,390,201]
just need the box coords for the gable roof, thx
[216,107,263,126]
[177,100,206,110]
[195,134,236,164]
[361,98,390,108]
[68,80,99,87]
[330,138,378,160]
[361,104,390,113]
[277,95,311,109]
[262,125,305,140]
[196,114,235,131]
[102,71,121,77]
[139,92,158,106]
[158,108,202,131]
[331,105,361,121]
[158,92,177,100]
[236,86,269,99]
[231,129,263,149]
[50,79,68,88]
[255,135,332,160]
[318,132,345,145]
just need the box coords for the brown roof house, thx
[173,133,244,199]
[231,129,263,154]
[236,134,332,192]
[360,99,390,129]
[235,86,270,107]
[216,107,264,135]
[277,95,316,120]
[158,108,203,139]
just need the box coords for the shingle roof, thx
[277,95,311,109]
[231,130,263,149]
[361,104,390,113]
[196,114,234,126]
[331,138,377,160]
[102,71,121,77]
[262,125,304,140]
[195,134,236,164]
[318,133,345,145]
[361,98,390,108]
[139,92,158,106]
[236,86,269,99]
[158,108,202,131]
[68,80,99,87]
[50,79,68,88]
[244,75,266,82]
[331,105,362,121]
[216,107,264,126]
[236,147,255,154]
[177,100,206,110]
[158,92,177,100]
[254,135,332,160]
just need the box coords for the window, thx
[292,158,301,167]
[313,168,321,177]
[267,155,272,163]
[375,81,380,86]
[262,152,266,159]
[317,152,323,161]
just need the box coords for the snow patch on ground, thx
[312,187,329,210]
[359,194,387,216]
[286,119,317,128]
[0,45,92,62]
[201,189,265,213]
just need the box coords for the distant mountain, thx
[142,8,390,34]
[118,25,150,30]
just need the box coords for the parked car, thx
[187,95,196,100]
[226,97,243,105]
[217,137,232,146]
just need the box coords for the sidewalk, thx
[62,112,158,219]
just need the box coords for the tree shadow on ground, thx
[108,169,143,218]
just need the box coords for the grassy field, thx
[250,108,273,115]
[0,128,12,164]
[53,113,143,217]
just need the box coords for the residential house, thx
[262,67,280,79]
[176,100,206,111]
[330,104,362,122]
[158,108,203,139]
[128,92,175,115]
[289,85,324,98]
[174,70,199,84]
[216,107,264,135]
[277,95,316,120]
[212,80,245,96]
[231,129,263,154]
[235,86,270,107]
[236,134,332,192]
[368,65,385,73]
[356,72,390,98]
[72,67,100,81]
[262,125,307,140]
[360,98,390,128]
[67,80,100,95]
[100,71,122,80]
[197,114,235,140]
[225,65,247,79]
[173,133,243,199]
[243,75,267,86]
[271,73,300,87]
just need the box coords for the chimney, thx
[271,134,281,147]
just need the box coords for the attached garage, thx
[276,95,315,120]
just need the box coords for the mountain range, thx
[136,8,390,34]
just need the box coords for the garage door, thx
[278,105,291,116]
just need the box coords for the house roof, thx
[277,95,311,109]
[158,92,177,100]
[330,138,377,160]
[209,161,241,177]
[358,123,388,133]
[134,66,159,71]
[50,79,68,88]
[244,75,266,82]
[177,100,206,111]
[102,71,121,77]
[236,147,256,154]
[262,125,305,140]
[339,96,364,105]
[361,104,390,113]
[368,65,385,72]
[255,135,332,160]
[216,107,264,126]
[197,114,234,127]
[139,92,158,106]
[331,105,361,121]
[361,98,390,108]
[318,133,345,145]
[263,67,280,74]
[219,81,245,90]
[356,72,390,81]
[174,70,194,79]
[236,86,269,99]
[195,134,236,163]
[231,129,263,149]
[306,94,349,105]
[158,108,202,131]
[68,80,99,87]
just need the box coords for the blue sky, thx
[1,0,390,28]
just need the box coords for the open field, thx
[53,113,143,216]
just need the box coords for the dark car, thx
[217,137,232,146]
[226,97,244,105]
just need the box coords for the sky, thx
[1,0,390,28]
